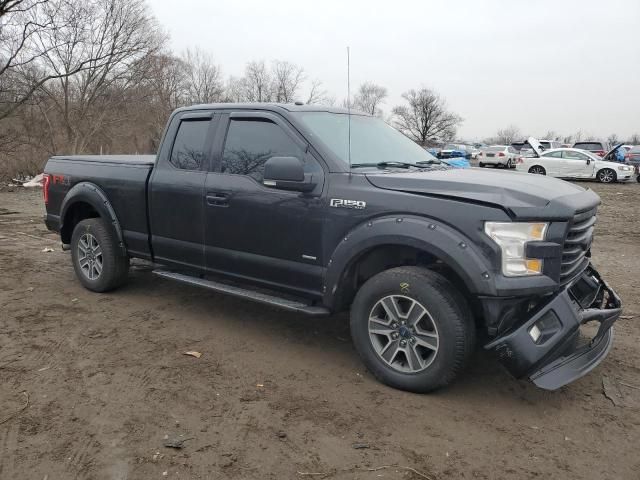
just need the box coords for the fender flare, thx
[323,215,496,308]
[59,182,126,255]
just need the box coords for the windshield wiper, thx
[351,161,423,169]
[416,160,442,165]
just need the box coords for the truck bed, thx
[44,155,156,259]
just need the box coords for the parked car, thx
[573,140,610,157]
[516,138,634,183]
[43,103,622,392]
[478,145,518,168]
[625,145,640,182]
[439,143,472,160]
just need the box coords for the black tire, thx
[506,159,513,169]
[597,168,616,183]
[528,165,546,175]
[70,218,129,292]
[350,267,476,393]
[479,162,485,168]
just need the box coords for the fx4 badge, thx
[330,198,366,210]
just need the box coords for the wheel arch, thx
[323,216,495,312]
[60,182,126,255]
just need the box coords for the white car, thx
[478,145,518,168]
[516,138,635,183]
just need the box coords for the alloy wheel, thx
[77,233,103,280]
[368,295,439,373]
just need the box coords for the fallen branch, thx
[0,391,29,425]
[619,381,640,391]
[365,465,433,479]
[297,464,434,479]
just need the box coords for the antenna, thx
[347,46,352,174]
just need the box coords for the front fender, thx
[323,215,496,308]
[60,182,126,255]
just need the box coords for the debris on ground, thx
[352,443,370,449]
[163,436,193,449]
[183,351,202,358]
[41,247,54,253]
[23,173,45,187]
[603,375,624,406]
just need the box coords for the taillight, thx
[595,150,605,157]
[498,152,505,157]
[43,173,51,205]
[516,157,523,163]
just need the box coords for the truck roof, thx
[174,102,369,116]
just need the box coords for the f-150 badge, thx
[330,198,366,209]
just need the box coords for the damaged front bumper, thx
[485,265,622,390]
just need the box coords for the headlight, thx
[618,165,631,171]
[484,222,548,276]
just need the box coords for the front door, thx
[562,150,595,178]
[203,112,326,297]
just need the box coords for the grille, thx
[560,207,597,283]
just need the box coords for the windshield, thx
[292,112,440,167]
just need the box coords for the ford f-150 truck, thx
[43,103,622,393]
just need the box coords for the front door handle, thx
[206,192,229,206]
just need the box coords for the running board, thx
[153,270,330,316]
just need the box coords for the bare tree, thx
[392,88,462,146]
[607,133,619,145]
[352,82,387,116]
[628,133,640,145]
[31,0,164,154]
[242,60,272,102]
[494,125,521,145]
[271,60,304,103]
[305,78,332,105]
[181,48,223,105]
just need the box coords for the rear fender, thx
[59,182,126,255]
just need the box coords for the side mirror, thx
[263,156,316,193]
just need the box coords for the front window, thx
[292,112,440,167]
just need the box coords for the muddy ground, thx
[1,182,639,480]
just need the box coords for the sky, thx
[148,0,639,141]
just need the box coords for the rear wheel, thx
[529,165,546,175]
[350,267,475,392]
[506,158,513,169]
[597,168,616,183]
[71,218,129,292]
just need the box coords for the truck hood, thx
[365,168,587,210]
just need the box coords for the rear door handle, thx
[206,192,229,206]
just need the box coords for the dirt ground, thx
[1,182,639,480]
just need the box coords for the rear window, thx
[539,142,551,150]
[485,146,506,152]
[574,142,603,151]
[629,146,640,153]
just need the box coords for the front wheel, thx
[71,218,129,292]
[350,267,476,392]
[528,165,546,175]
[597,168,616,183]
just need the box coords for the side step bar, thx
[153,270,330,317]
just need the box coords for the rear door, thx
[203,111,326,297]
[539,151,564,176]
[149,111,218,270]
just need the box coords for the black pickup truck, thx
[43,103,622,392]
